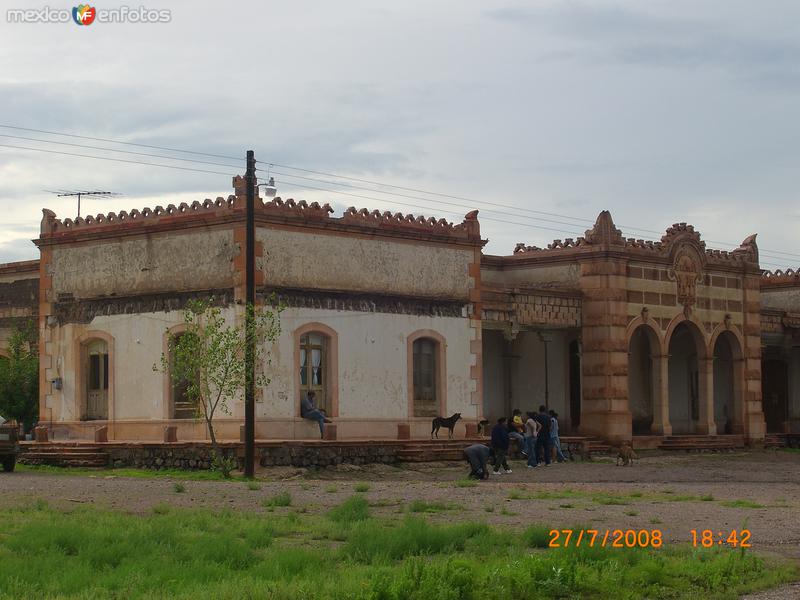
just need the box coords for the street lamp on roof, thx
[259,177,277,198]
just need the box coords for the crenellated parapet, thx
[761,268,800,288]
[503,211,760,270]
[261,197,334,220]
[38,178,483,246]
[40,197,238,236]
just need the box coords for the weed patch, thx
[263,491,292,508]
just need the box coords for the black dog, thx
[476,419,490,436]
[431,413,462,439]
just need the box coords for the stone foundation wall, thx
[61,442,402,470]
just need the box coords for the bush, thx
[328,496,370,524]
[523,524,551,549]
[343,517,488,562]
[263,491,292,508]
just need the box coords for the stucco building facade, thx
[1,177,798,443]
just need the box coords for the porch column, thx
[698,357,717,435]
[651,353,671,435]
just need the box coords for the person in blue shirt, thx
[549,410,567,462]
[463,443,492,480]
[300,391,331,438]
[534,405,552,466]
[490,417,512,474]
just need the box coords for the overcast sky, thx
[1,0,798,269]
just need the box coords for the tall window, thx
[413,338,438,417]
[85,339,109,420]
[170,332,197,419]
[299,332,328,413]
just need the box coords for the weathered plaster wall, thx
[269,306,475,420]
[0,266,39,351]
[481,263,580,290]
[42,305,474,440]
[50,228,237,298]
[259,227,473,299]
[41,308,237,429]
[760,288,800,313]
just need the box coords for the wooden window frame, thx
[293,323,339,417]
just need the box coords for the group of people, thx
[464,405,566,480]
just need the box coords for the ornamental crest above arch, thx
[668,246,704,312]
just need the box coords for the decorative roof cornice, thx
[761,268,800,289]
[37,177,484,247]
[506,211,759,270]
[0,259,40,276]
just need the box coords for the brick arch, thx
[664,313,708,359]
[626,316,668,435]
[709,325,745,435]
[75,330,115,430]
[664,315,711,434]
[407,329,447,419]
[625,314,665,356]
[293,322,339,417]
[708,323,744,361]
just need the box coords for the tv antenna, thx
[44,189,122,218]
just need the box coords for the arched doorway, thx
[667,322,704,434]
[762,358,788,433]
[629,326,657,435]
[84,338,109,420]
[712,331,742,435]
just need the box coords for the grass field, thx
[0,497,795,600]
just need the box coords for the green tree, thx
[155,299,282,477]
[0,321,39,433]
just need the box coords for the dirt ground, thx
[2,450,799,566]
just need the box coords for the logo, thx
[72,4,96,25]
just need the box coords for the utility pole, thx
[244,150,256,478]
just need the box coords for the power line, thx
[0,124,242,162]
[0,143,235,177]
[257,163,800,259]
[0,123,796,261]
[0,133,242,171]
[268,169,606,235]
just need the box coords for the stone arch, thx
[76,330,115,425]
[627,322,662,435]
[293,322,339,417]
[665,318,708,434]
[711,328,744,435]
[407,329,447,419]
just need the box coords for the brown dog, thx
[616,441,638,466]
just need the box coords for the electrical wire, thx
[0,133,242,171]
[0,124,242,161]
[0,143,235,177]
[0,123,796,263]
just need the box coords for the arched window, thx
[413,338,438,416]
[299,331,330,413]
[84,339,109,420]
[170,332,197,419]
[408,330,446,418]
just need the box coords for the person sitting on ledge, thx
[300,391,332,438]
